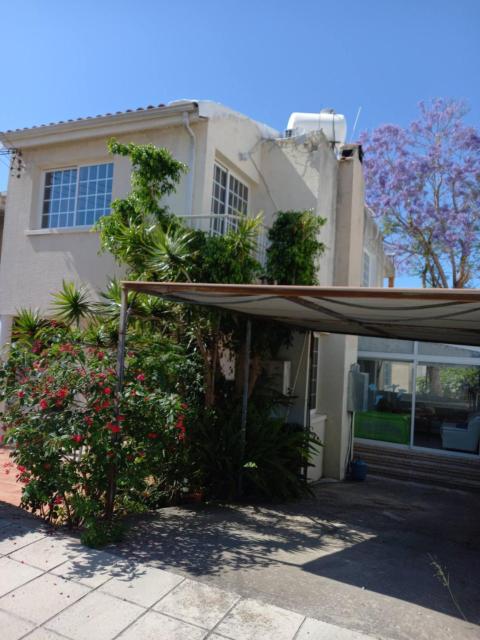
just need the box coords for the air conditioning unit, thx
[347,364,368,412]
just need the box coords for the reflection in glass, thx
[414,364,480,453]
[355,359,413,445]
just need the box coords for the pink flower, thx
[136,373,145,382]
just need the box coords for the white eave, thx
[0,101,201,149]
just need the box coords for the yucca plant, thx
[146,224,197,281]
[51,281,95,328]
[12,309,50,343]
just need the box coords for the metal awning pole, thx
[105,286,129,519]
[238,319,252,498]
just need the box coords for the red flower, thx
[105,422,121,434]
[181,403,188,410]
[136,373,145,382]
[71,434,83,444]
[117,414,126,422]
[43,463,51,470]
[17,465,26,473]
[39,399,48,411]
[17,390,25,399]
[84,416,93,426]
[101,400,111,409]
[106,450,114,458]
[147,432,158,439]
[53,495,63,505]
[103,387,112,395]
[97,351,105,360]
[56,388,69,399]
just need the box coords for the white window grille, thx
[210,162,249,234]
[42,163,113,229]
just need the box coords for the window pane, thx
[418,341,480,360]
[42,164,112,228]
[414,363,480,453]
[355,359,413,444]
[358,337,415,354]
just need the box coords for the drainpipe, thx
[182,112,196,216]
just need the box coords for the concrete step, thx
[354,442,480,491]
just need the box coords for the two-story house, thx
[0,100,389,481]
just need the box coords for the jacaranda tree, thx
[361,98,480,288]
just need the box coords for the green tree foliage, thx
[266,210,326,285]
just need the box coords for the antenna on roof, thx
[351,107,362,142]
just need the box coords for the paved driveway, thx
[107,478,480,640]
[0,473,478,639]
[0,501,373,640]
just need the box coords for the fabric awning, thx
[121,282,480,347]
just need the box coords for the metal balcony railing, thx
[178,213,269,267]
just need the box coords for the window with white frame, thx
[41,163,114,229]
[362,250,376,286]
[210,162,249,218]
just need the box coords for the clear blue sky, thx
[1,0,478,201]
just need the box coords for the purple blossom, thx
[360,98,480,288]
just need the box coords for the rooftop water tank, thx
[286,109,347,145]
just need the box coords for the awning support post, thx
[238,318,252,498]
[105,287,129,520]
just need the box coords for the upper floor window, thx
[42,162,113,229]
[362,250,376,287]
[211,163,249,216]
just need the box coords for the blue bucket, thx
[350,458,368,481]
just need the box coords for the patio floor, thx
[0,448,22,507]
[0,456,478,639]
[107,477,480,640]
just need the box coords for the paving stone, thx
[0,556,43,597]
[117,610,207,640]
[99,564,183,607]
[0,608,36,639]
[154,578,239,629]
[9,535,82,570]
[0,526,46,555]
[51,549,123,588]
[215,598,304,640]
[296,618,375,639]
[0,573,89,625]
[46,590,144,640]
[25,628,73,639]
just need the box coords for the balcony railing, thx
[178,214,268,267]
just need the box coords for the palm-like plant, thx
[146,224,196,281]
[12,309,50,342]
[51,281,95,328]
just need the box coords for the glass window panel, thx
[358,337,414,354]
[418,341,480,360]
[89,165,97,180]
[355,359,413,444]
[107,163,113,178]
[98,164,106,179]
[414,363,480,453]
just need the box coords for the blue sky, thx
[1,0,479,281]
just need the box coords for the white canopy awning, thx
[121,282,480,347]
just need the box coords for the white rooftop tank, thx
[286,109,347,145]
